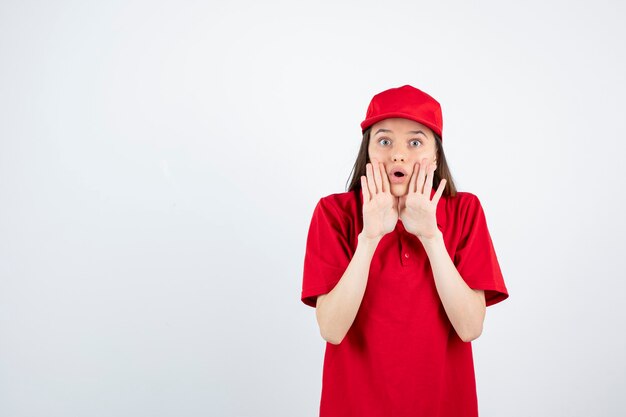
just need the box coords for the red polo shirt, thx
[301,188,509,417]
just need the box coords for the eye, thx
[378,138,391,146]
[410,139,422,147]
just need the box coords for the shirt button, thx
[404,253,410,258]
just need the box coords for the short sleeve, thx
[301,198,354,308]
[454,194,509,307]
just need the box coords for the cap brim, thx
[361,112,442,138]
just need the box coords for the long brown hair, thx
[345,127,457,197]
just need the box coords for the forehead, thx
[370,118,433,136]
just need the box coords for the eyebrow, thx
[374,128,428,138]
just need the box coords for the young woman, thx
[301,85,509,417]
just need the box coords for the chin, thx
[391,184,409,197]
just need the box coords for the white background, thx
[1,0,625,416]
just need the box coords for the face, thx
[367,118,438,197]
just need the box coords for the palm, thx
[399,159,447,240]
[399,193,436,238]
[360,159,399,240]
[363,192,398,238]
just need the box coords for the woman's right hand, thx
[360,158,398,240]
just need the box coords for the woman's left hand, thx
[398,158,447,241]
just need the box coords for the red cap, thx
[360,85,443,139]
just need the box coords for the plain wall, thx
[1,0,625,416]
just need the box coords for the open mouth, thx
[389,170,407,183]
[388,166,408,180]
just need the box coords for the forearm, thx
[421,231,486,342]
[316,233,381,345]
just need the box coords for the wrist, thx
[417,229,444,248]
[358,232,382,247]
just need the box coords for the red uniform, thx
[301,187,509,417]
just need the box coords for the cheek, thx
[368,148,381,161]
[407,154,436,169]
[408,151,428,161]
[414,148,437,161]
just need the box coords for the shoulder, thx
[316,189,360,216]
[447,191,483,211]
[309,190,361,236]
[443,191,488,229]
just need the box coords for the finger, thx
[424,163,435,196]
[380,161,390,194]
[433,179,446,204]
[372,158,383,194]
[409,162,418,194]
[416,158,428,194]
[361,176,370,203]
[367,163,378,195]
[366,162,378,194]
[367,162,380,198]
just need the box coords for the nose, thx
[392,153,405,162]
